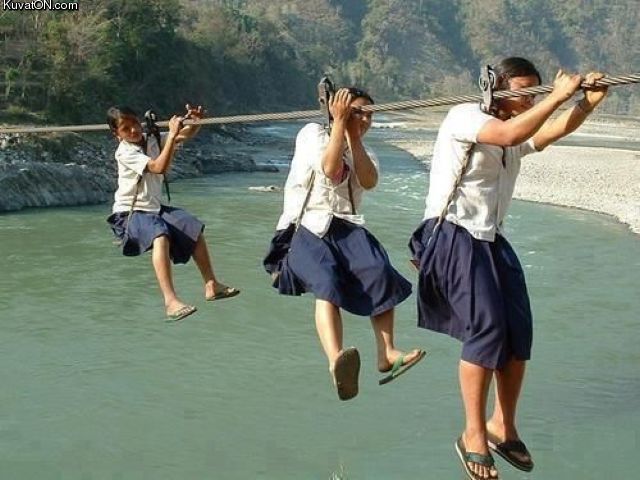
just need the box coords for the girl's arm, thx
[346,116,377,190]
[322,89,351,179]
[477,70,582,147]
[532,72,608,150]
[175,104,204,143]
[146,115,183,174]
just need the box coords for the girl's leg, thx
[152,235,189,314]
[370,308,422,371]
[315,299,343,368]
[191,234,218,298]
[487,358,527,441]
[192,233,239,300]
[459,359,499,479]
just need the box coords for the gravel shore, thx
[384,114,640,235]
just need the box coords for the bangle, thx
[576,99,594,114]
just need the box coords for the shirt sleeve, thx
[450,104,494,144]
[115,142,150,176]
[294,123,328,173]
[518,138,538,157]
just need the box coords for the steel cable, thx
[1,74,638,135]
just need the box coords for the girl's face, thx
[349,96,373,137]
[115,115,143,143]
[497,75,540,118]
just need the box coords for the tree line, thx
[1,0,638,123]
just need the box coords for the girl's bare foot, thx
[204,280,240,301]
[165,299,191,316]
[378,348,423,372]
[461,431,499,479]
[165,299,197,321]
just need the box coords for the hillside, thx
[0,0,638,123]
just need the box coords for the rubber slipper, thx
[166,304,197,322]
[332,347,360,401]
[206,285,240,302]
[455,436,499,480]
[487,433,534,472]
[378,349,426,385]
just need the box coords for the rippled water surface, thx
[0,123,638,479]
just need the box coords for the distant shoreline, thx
[384,113,640,236]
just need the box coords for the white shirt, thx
[424,103,537,241]
[112,132,168,214]
[276,123,379,237]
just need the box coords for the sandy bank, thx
[385,133,640,235]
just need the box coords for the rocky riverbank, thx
[0,126,280,212]
[385,114,640,235]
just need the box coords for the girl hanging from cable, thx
[264,87,425,401]
[107,105,239,322]
[409,57,608,480]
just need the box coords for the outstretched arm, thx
[533,72,608,150]
[477,70,582,147]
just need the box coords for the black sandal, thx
[455,437,499,480]
[487,434,534,472]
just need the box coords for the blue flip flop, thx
[378,350,426,385]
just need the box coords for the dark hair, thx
[493,57,542,90]
[347,87,374,104]
[106,106,139,133]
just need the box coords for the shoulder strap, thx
[294,170,316,230]
[347,172,356,215]
[152,131,161,153]
[426,143,476,247]
[437,143,475,225]
[343,148,357,215]
[143,132,171,204]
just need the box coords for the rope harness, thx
[143,110,172,204]
[1,74,638,135]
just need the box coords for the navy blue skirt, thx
[107,205,204,264]
[409,218,532,370]
[265,217,412,317]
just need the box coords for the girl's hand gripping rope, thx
[579,72,608,113]
[175,104,204,142]
[548,69,583,104]
[185,103,205,121]
[167,115,185,140]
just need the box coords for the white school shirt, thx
[424,103,537,241]
[112,132,168,214]
[276,123,379,238]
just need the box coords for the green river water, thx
[0,123,638,479]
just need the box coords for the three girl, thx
[409,57,608,480]
[107,61,609,475]
[107,105,239,322]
